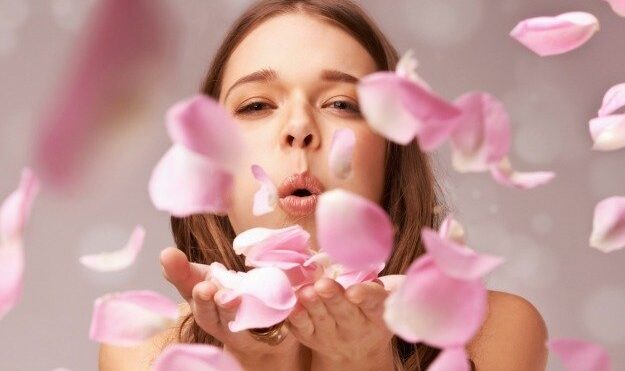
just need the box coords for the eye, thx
[324,99,361,115]
[234,101,274,116]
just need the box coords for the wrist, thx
[311,346,395,371]
[224,345,308,371]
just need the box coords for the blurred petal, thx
[358,72,460,145]
[89,290,178,346]
[421,228,503,280]
[0,240,24,320]
[332,263,385,289]
[35,0,177,187]
[79,225,145,272]
[152,344,243,371]
[329,128,356,179]
[604,0,625,17]
[510,12,599,56]
[251,165,278,216]
[232,225,311,269]
[316,189,394,271]
[209,263,296,332]
[450,92,511,173]
[0,168,40,243]
[590,196,625,253]
[383,255,487,348]
[589,115,625,151]
[438,215,466,244]
[547,338,612,371]
[378,274,406,293]
[428,347,471,371]
[149,145,234,217]
[166,95,244,172]
[598,83,625,117]
[489,157,556,190]
[395,50,431,90]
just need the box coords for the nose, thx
[281,100,321,150]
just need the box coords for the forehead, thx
[222,13,377,88]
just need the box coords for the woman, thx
[100,1,548,370]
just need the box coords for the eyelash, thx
[234,99,361,116]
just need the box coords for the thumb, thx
[160,246,211,302]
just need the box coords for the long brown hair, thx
[170,1,452,369]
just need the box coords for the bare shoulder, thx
[466,290,548,371]
[98,302,191,371]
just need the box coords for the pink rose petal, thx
[208,263,296,332]
[510,12,599,56]
[149,145,234,217]
[357,71,460,145]
[589,196,625,253]
[0,240,24,320]
[383,255,487,348]
[428,347,471,371]
[450,92,511,173]
[152,344,243,371]
[329,128,356,179]
[316,189,393,271]
[395,50,432,91]
[251,165,278,216]
[89,290,179,346]
[34,0,177,187]
[547,338,612,371]
[421,227,503,280]
[79,225,145,272]
[378,274,406,293]
[604,0,625,17]
[589,115,625,151]
[598,83,625,117]
[489,157,556,190]
[233,225,311,270]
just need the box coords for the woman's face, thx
[220,13,387,248]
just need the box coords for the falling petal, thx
[547,338,612,371]
[383,255,487,348]
[589,196,625,253]
[604,0,625,17]
[598,83,625,117]
[332,263,385,289]
[316,189,393,271]
[0,240,24,320]
[450,92,511,173]
[329,128,356,179]
[79,225,145,272]
[35,0,177,188]
[395,50,432,90]
[209,263,296,332]
[149,145,234,217]
[421,228,503,280]
[510,12,599,56]
[89,290,179,346]
[152,344,243,371]
[233,225,311,270]
[589,115,625,151]
[251,165,278,216]
[358,72,460,145]
[489,157,556,190]
[438,215,466,244]
[378,274,406,292]
[428,347,471,371]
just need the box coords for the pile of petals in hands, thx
[5,1,625,370]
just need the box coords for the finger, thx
[314,278,364,331]
[287,303,314,339]
[190,280,225,340]
[160,247,210,301]
[345,281,388,324]
[214,289,241,332]
[297,285,335,338]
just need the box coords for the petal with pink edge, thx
[0,240,25,320]
[450,92,511,173]
[589,196,625,253]
[598,83,625,117]
[604,0,625,17]
[79,225,145,272]
[89,290,179,346]
[316,189,394,271]
[428,347,471,371]
[421,228,503,280]
[152,344,243,371]
[547,338,612,371]
[251,165,278,216]
[489,157,556,190]
[166,95,244,172]
[589,115,625,151]
[395,50,432,91]
[383,255,487,348]
[232,225,311,269]
[0,168,40,243]
[510,12,599,56]
[149,145,234,216]
[329,128,356,179]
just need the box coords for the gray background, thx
[0,1,623,370]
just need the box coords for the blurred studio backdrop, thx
[0,0,624,370]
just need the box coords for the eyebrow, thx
[222,68,360,102]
